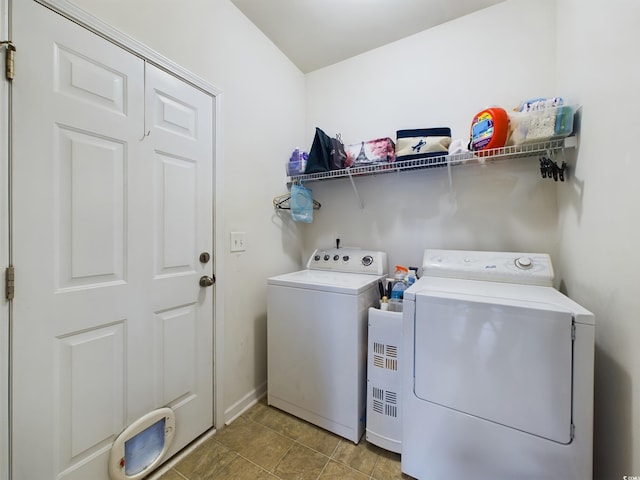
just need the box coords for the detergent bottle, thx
[389,265,409,312]
[470,107,509,154]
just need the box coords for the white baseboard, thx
[224,381,267,425]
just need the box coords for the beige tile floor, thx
[157,397,415,480]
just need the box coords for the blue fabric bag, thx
[290,183,314,223]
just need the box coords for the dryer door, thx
[414,292,573,443]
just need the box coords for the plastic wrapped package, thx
[508,105,575,145]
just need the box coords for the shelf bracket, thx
[346,169,364,209]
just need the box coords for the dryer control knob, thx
[515,256,533,269]
[362,255,373,267]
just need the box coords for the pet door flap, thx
[108,407,175,480]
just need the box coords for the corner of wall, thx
[223,381,267,425]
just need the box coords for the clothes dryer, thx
[402,249,594,480]
[267,247,387,443]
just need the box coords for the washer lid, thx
[267,269,383,295]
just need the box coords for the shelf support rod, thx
[346,169,364,209]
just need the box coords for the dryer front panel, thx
[414,292,573,443]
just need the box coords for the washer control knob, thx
[314,254,321,262]
[362,255,373,267]
[324,254,330,261]
[333,254,340,261]
[342,255,350,262]
[515,256,533,269]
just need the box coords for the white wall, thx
[556,1,640,477]
[67,0,307,422]
[304,0,559,272]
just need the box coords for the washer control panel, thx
[307,247,388,275]
[422,249,554,286]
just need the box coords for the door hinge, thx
[1,41,15,81]
[570,423,575,440]
[5,265,15,300]
[571,320,576,341]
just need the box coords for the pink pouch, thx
[345,137,395,167]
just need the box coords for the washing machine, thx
[402,249,594,480]
[267,247,387,443]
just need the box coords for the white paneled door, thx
[11,2,214,479]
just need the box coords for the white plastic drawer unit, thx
[413,291,573,443]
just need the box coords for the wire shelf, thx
[289,137,575,183]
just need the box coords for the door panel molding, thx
[35,0,222,97]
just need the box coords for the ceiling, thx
[231,0,506,73]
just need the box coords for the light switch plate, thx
[230,232,246,252]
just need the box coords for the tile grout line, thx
[240,415,332,479]
[175,447,241,480]
[169,468,189,480]
[312,440,340,480]
[369,453,382,480]
[245,414,338,461]
[232,450,282,478]
[239,409,396,479]
[254,413,394,479]
[244,413,353,480]
[218,416,291,478]
[267,441,295,476]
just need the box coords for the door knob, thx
[199,275,215,287]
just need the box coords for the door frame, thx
[1,0,10,479]
[1,1,226,477]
